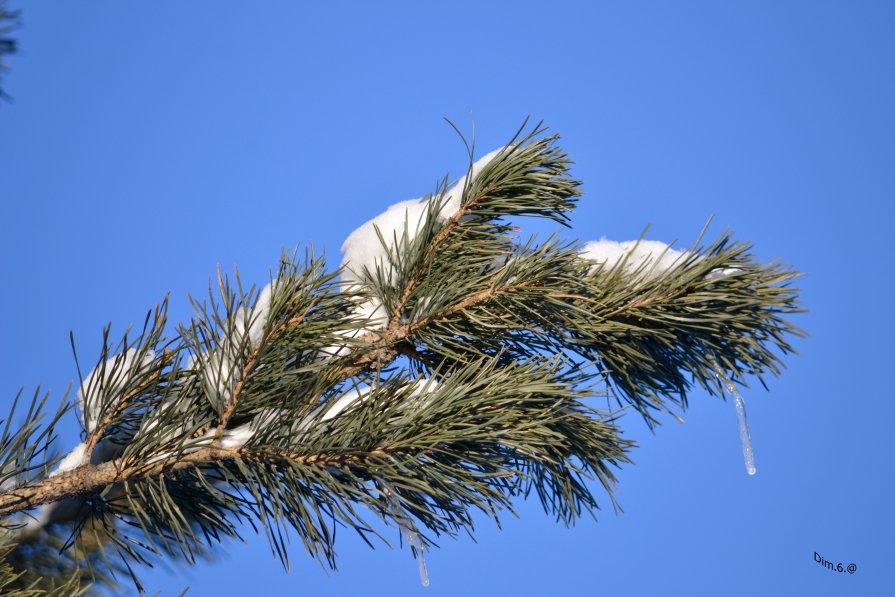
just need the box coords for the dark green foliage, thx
[0,0,18,101]
[0,122,803,594]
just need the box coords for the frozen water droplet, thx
[709,357,757,475]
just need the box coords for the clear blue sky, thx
[1,1,892,595]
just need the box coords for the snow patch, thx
[436,147,506,221]
[580,238,739,282]
[221,423,253,449]
[79,349,156,433]
[335,146,507,344]
[233,279,276,349]
[321,386,370,422]
[49,443,88,477]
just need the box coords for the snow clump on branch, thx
[435,147,504,221]
[189,279,277,409]
[48,443,89,477]
[337,147,506,338]
[233,280,275,349]
[580,239,739,281]
[78,348,157,434]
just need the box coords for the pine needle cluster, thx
[0,122,804,594]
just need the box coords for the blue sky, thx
[1,1,892,595]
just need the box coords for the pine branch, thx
[0,122,804,592]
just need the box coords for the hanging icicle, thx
[709,357,757,475]
[385,490,430,587]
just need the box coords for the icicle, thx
[385,490,430,587]
[709,357,756,475]
[405,521,429,588]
